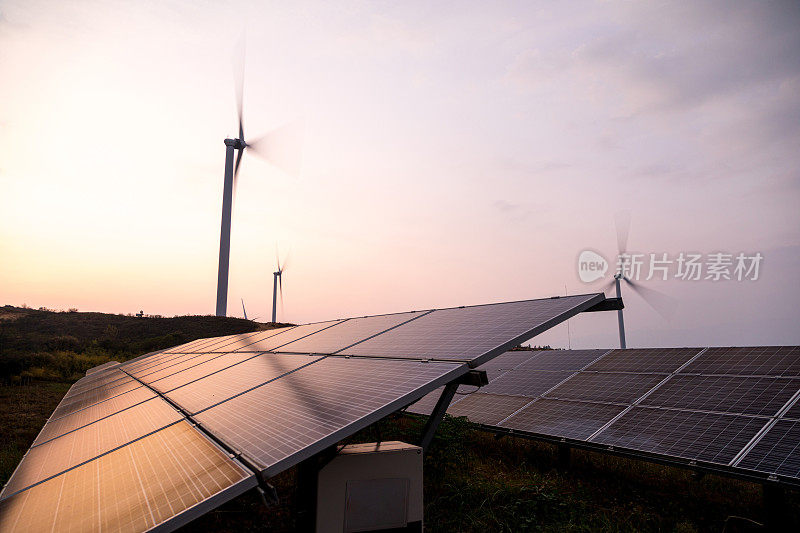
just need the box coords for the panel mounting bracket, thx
[419,382,459,452]
[582,297,624,312]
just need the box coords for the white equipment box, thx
[316,441,423,532]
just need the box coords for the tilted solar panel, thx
[50,378,143,421]
[543,372,666,405]
[480,370,574,398]
[514,349,609,372]
[736,420,800,479]
[500,398,627,441]
[340,294,604,366]
[147,353,259,393]
[232,321,343,352]
[273,312,426,355]
[32,386,157,446]
[680,346,800,376]
[639,375,800,417]
[447,393,533,426]
[591,406,768,465]
[0,421,256,532]
[193,356,465,477]
[585,347,703,374]
[165,353,323,414]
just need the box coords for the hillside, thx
[0,305,278,383]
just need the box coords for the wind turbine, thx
[271,253,287,323]
[604,212,675,349]
[241,298,248,320]
[214,49,303,316]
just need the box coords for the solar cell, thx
[50,378,143,421]
[480,370,574,398]
[339,294,603,366]
[500,399,627,440]
[514,349,610,372]
[640,375,800,417]
[165,353,323,414]
[202,328,292,353]
[736,420,800,478]
[447,393,532,426]
[274,312,426,354]
[585,348,703,374]
[0,422,256,532]
[680,346,800,376]
[783,398,800,420]
[193,356,465,476]
[2,398,181,497]
[233,321,343,352]
[544,372,666,405]
[149,353,259,393]
[126,352,211,380]
[32,386,156,446]
[591,406,768,465]
[85,360,119,375]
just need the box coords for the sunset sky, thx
[1,1,798,349]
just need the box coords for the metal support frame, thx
[419,382,459,452]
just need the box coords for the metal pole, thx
[215,140,237,317]
[615,276,626,349]
[271,272,278,323]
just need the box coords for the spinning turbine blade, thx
[615,210,631,255]
[247,120,305,176]
[624,278,677,319]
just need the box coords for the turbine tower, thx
[271,254,286,323]
[214,47,303,316]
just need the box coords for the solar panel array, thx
[408,346,800,485]
[1,293,603,531]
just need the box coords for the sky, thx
[1,0,798,349]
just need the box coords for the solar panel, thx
[2,398,182,497]
[339,294,604,366]
[736,420,800,478]
[126,352,212,381]
[165,353,323,414]
[63,369,131,398]
[0,421,256,532]
[591,406,768,465]
[233,321,343,352]
[405,387,450,415]
[273,312,425,354]
[585,348,703,374]
[193,356,465,476]
[147,353,259,393]
[49,378,143,421]
[639,375,800,417]
[477,351,539,372]
[500,399,627,440]
[680,346,800,376]
[480,371,574,398]
[543,372,666,405]
[783,399,800,420]
[514,349,610,372]
[447,393,532,426]
[202,328,293,353]
[85,360,119,375]
[32,386,157,446]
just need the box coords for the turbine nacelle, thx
[224,138,247,150]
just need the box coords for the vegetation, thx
[1,305,797,531]
[0,305,264,383]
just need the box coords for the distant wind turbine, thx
[215,45,304,316]
[604,212,676,349]
[271,252,287,323]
